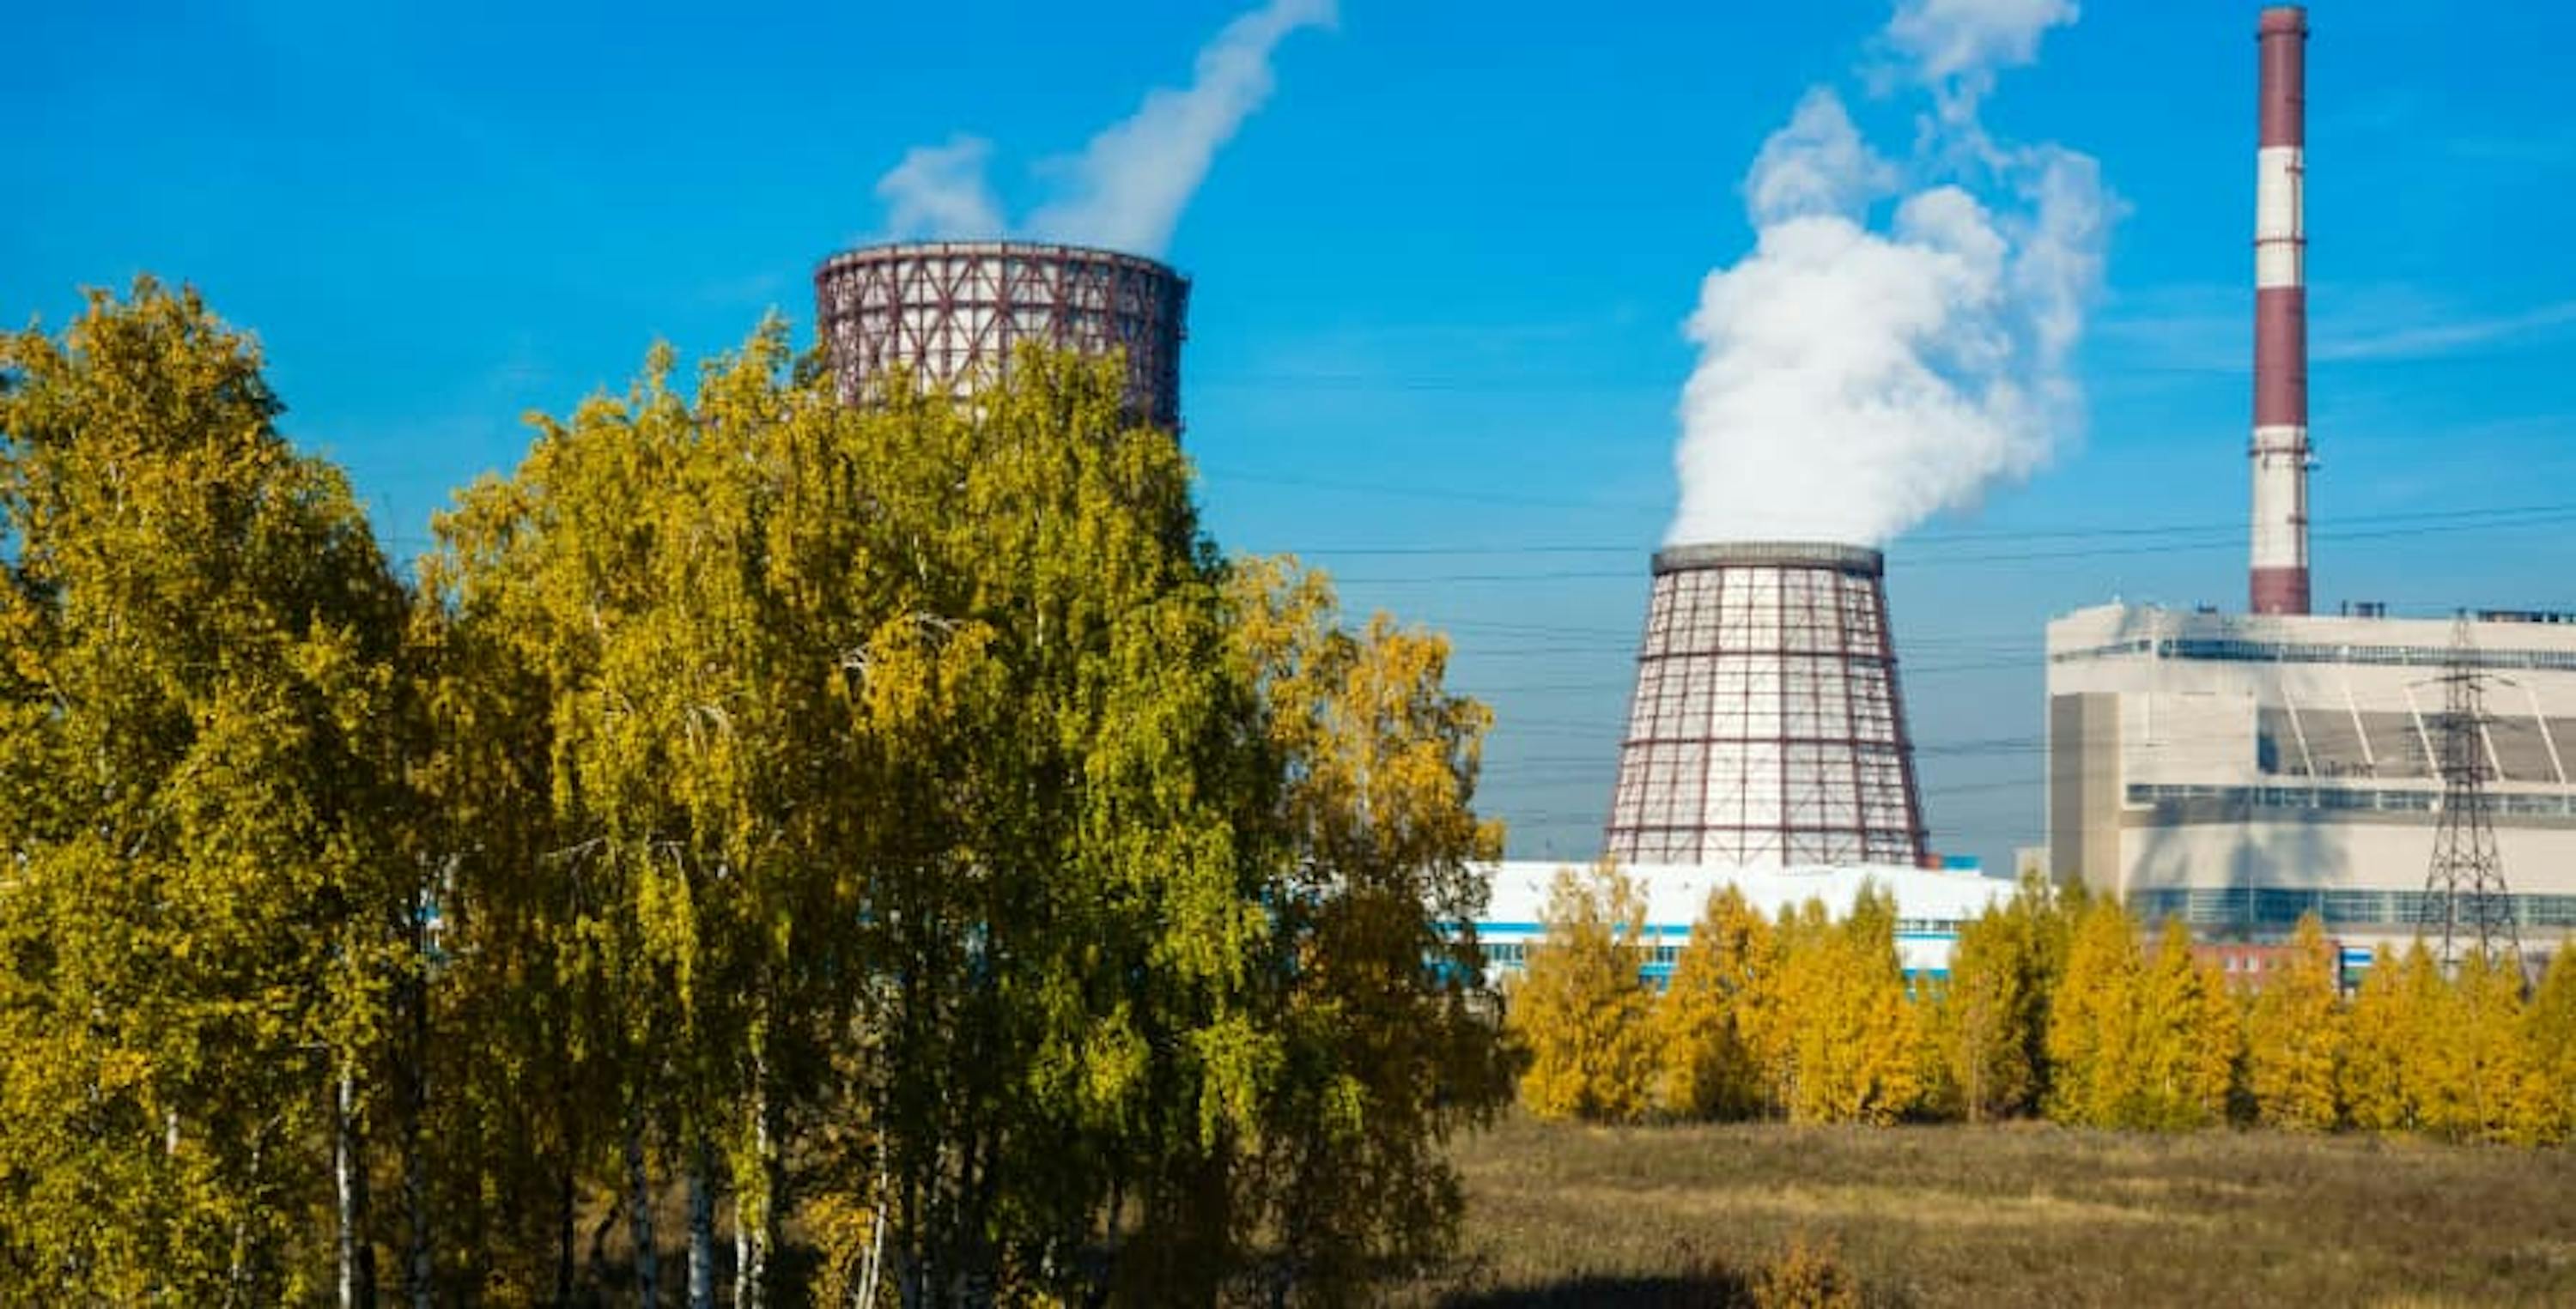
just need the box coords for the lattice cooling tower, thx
[1604,542,1929,866]
[813,240,1189,433]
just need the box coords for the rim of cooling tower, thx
[813,239,1186,282]
[811,238,1193,433]
[1652,541,1884,577]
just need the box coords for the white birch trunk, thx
[735,1055,775,1309]
[686,1138,716,1309]
[336,1070,374,1309]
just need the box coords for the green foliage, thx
[0,279,416,1299]
[17,274,2576,1303]
[425,333,1516,1306]
[1512,862,1656,1123]
[2,281,1511,1304]
[1218,557,1517,1302]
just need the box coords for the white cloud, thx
[2318,298,2576,362]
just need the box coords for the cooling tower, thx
[812,240,1189,432]
[1604,542,1929,867]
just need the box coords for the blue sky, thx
[12,1,2576,870]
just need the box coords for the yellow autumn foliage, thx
[1512,862,1656,1122]
[2245,913,2344,1130]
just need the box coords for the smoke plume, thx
[1668,0,2108,548]
[872,0,1335,257]
[875,135,1005,241]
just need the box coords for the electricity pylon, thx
[2421,615,2518,969]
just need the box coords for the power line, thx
[1273,492,2576,548]
[1321,506,2576,585]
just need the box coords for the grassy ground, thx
[1399,1114,2576,1307]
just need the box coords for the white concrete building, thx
[2046,603,2576,948]
[1473,859,2013,983]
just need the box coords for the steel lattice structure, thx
[2423,615,2520,966]
[812,240,1188,433]
[1605,542,1930,867]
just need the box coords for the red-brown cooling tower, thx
[2251,6,2311,615]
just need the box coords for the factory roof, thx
[2048,602,2576,667]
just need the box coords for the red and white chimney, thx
[2251,5,2311,615]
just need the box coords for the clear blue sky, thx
[13,1,2576,870]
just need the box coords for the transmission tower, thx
[2421,615,2519,967]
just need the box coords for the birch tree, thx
[1770,887,1921,1126]
[1511,862,1655,1123]
[0,279,417,1301]
[1935,882,2050,1123]
[2519,947,2576,1145]
[1217,559,1515,1306]
[2044,898,2143,1127]
[2342,945,2421,1133]
[2132,918,2241,1129]
[2245,913,2343,1130]
[1656,885,1772,1121]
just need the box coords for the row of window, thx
[2126,782,2576,817]
[2054,636,2576,673]
[1478,922,1965,969]
[2130,887,2576,929]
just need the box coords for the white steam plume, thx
[1669,0,2107,548]
[876,135,1005,241]
[1885,0,2076,100]
[871,0,1335,257]
[1027,0,1335,252]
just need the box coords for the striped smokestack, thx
[2251,5,2311,615]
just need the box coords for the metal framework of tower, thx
[1604,542,1929,867]
[812,240,1189,432]
[2423,616,2520,964]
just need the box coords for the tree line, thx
[0,282,1517,1306]
[1511,863,2576,1142]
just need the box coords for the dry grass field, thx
[1394,1114,2576,1307]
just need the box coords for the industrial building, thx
[2048,606,2576,943]
[2044,6,2573,954]
[1476,860,2009,983]
[812,239,1189,433]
